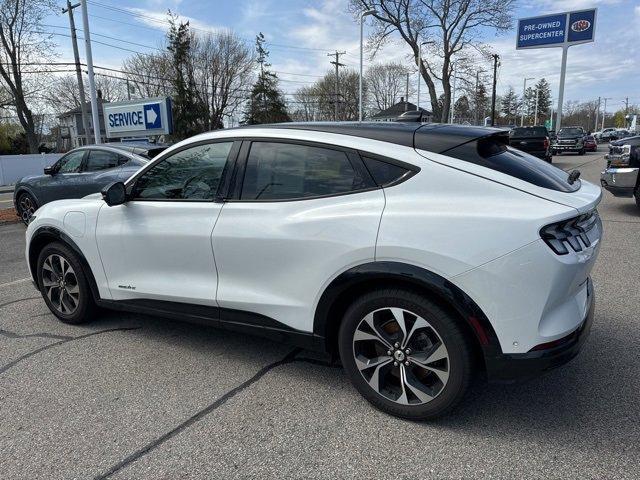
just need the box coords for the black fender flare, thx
[28,226,101,301]
[14,185,41,208]
[313,261,502,356]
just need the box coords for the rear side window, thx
[85,150,119,171]
[510,127,548,137]
[446,137,580,192]
[240,142,367,200]
[362,156,412,186]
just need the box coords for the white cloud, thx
[125,7,224,34]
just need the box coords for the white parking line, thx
[0,277,32,288]
[0,199,14,204]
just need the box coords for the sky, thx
[42,0,640,114]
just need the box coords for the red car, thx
[584,135,597,152]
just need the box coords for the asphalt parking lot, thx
[1,146,639,479]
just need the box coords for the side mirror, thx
[101,181,127,206]
[44,166,56,175]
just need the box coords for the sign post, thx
[103,97,173,139]
[516,8,596,132]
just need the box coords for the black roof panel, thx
[248,122,507,154]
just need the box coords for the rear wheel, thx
[338,289,473,420]
[634,187,640,210]
[37,242,97,324]
[17,192,37,225]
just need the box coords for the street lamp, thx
[521,77,534,126]
[359,9,377,122]
[417,40,434,112]
[449,57,467,124]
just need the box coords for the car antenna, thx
[567,169,581,184]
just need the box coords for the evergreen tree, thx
[453,95,471,122]
[242,33,290,125]
[500,86,520,125]
[167,16,207,139]
[534,78,552,125]
[472,82,489,125]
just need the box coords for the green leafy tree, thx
[167,15,207,139]
[242,33,290,125]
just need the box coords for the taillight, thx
[544,137,550,149]
[540,211,599,255]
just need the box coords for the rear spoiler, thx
[413,124,509,154]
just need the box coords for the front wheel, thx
[17,192,37,225]
[37,242,97,324]
[338,289,473,420]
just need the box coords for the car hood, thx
[557,134,583,139]
[83,192,102,200]
[17,173,47,184]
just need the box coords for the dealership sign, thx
[103,97,173,138]
[516,9,596,49]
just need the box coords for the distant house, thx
[370,97,433,122]
[58,100,108,150]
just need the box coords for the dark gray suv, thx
[13,145,150,224]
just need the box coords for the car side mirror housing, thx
[102,181,127,206]
[44,166,56,175]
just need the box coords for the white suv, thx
[25,123,602,419]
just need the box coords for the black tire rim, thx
[41,253,80,315]
[18,194,36,224]
[352,307,450,405]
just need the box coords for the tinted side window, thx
[240,142,367,200]
[85,150,120,171]
[362,156,411,186]
[133,142,233,200]
[57,151,84,173]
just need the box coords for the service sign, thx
[517,8,596,49]
[103,97,173,138]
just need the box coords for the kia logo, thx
[571,20,590,32]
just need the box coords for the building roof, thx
[59,99,107,118]
[371,100,432,120]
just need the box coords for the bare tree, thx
[291,86,320,121]
[193,31,254,130]
[0,0,55,152]
[366,62,413,113]
[122,52,174,99]
[46,74,127,116]
[311,69,361,121]
[349,0,514,122]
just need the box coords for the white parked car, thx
[25,122,602,419]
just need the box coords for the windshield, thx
[510,127,547,137]
[559,128,583,136]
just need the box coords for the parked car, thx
[584,135,598,152]
[508,126,552,162]
[13,145,148,224]
[595,128,616,143]
[25,122,602,420]
[601,135,640,208]
[554,126,586,155]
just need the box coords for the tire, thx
[36,242,97,324]
[634,187,640,210]
[338,289,474,420]
[578,148,586,155]
[16,192,37,225]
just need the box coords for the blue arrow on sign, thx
[143,103,162,129]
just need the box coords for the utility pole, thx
[62,1,91,146]
[80,0,101,144]
[595,96,600,132]
[602,97,611,130]
[405,72,409,111]
[521,77,534,127]
[490,54,499,127]
[328,51,346,121]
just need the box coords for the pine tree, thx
[472,83,488,125]
[500,86,520,125]
[242,33,290,125]
[534,78,553,125]
[167,16,207,139]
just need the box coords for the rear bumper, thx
[485,278,594,383]
[600,167,638,197]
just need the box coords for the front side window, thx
[240,142,367,200]
[133,142,233,200]
[85,150,120,171]
[57,150,84,173]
